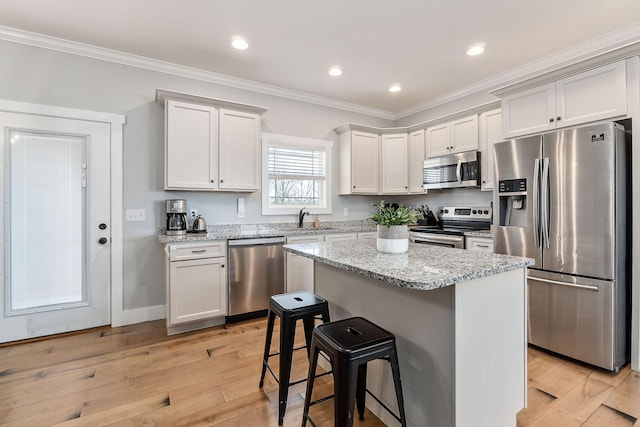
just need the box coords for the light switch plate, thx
[238,198,245,218]
[126,209,145,221]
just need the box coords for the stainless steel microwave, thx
[423,151,481,189]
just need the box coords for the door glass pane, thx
[7,130,86,313]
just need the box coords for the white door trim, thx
[0,99,126,328]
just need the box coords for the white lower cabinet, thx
[324,233,358,242]
[466,236,494,252]
[285,235,324,293]
[165,241,227,333]
[285,232,365,292]
[357,231,377,240]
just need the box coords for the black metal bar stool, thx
[302,316,407,427]
[259,291,331,425]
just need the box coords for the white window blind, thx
[262,133,332,215]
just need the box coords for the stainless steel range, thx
[410,206,492,249]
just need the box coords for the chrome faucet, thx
[298,207,310,228]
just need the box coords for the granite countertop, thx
[157,221,378,244]
[464,230,494,238]
[284,239,533,291]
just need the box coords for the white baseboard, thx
[116,305,166,326]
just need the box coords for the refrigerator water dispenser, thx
[498,178,527,227]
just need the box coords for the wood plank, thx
[3,319,640,426]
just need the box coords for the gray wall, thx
[4,40,473,312]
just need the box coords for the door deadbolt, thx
[98,223,107,230]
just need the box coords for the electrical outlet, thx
[125,209,145,222]
[190,209,198,219]
[343,207,348,216]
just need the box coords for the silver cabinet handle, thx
[191,249,207,253]
[529,276,599,292]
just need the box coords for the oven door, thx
[410,233,465,249]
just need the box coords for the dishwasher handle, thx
[228,236,285,246]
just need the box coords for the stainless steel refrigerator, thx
[493,121,630,371]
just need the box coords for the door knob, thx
[98,237,108,245]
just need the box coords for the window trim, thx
[261,133,333,215]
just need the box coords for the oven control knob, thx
[484,210,489,215]
[472,210,477,214]
[443,209,448,214]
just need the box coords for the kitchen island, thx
[284,239,533,427]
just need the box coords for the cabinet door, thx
[502,83,556,138]
[450,115,479,153]
[351,131,380,193]
[285,235,323,293]
[426,123,451,157]
[407,130,427,193]
[218,109,261,191]
[555,60,627,128]
[168,257,226,325]
[381,133,408,194]
[165,100,218,189]
[478,109,503,191]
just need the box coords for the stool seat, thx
[270,292,328,314]
[259,291,330,425]
[302,316,407,427]
[316,316,394,355]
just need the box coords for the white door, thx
[0,112,111,342]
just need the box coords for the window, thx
[262,133,332,215]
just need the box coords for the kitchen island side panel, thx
[314,261,456,427]
[314,261,527,427]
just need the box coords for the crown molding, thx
[2,23,640,123]
[0,25,395,120]
[396,22,640,120]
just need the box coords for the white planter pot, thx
[376,224,409,254]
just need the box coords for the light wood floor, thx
[0,318,638,426]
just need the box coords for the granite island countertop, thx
[284,239,533,291]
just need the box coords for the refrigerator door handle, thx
[541,157,550,248]
[529,276,599,292]
[456,159,462,185]
[533,158,540,248]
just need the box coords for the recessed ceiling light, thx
[329,66,343,77]
[231,37,249,50]
[466,45,485,56]
[389,84,402,93]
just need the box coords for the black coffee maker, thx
[166,199,187,236]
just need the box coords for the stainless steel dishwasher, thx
[227,236,285,322]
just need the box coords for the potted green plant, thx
[370,201,418,253]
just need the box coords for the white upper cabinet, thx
[426,115,479,157]
[478,109,504,191]
[166,100,219,190]
[426,122,450,157]
[381,133,408,194]
[218,109,261,191]
[158,90,266,192]
[339,130,380,194]
[501,60,627,138]
[407,129,427,194]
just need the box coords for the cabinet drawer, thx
[466,237,494,252]
[168,241,226,261]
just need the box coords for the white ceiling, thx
[1,0,640,116]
